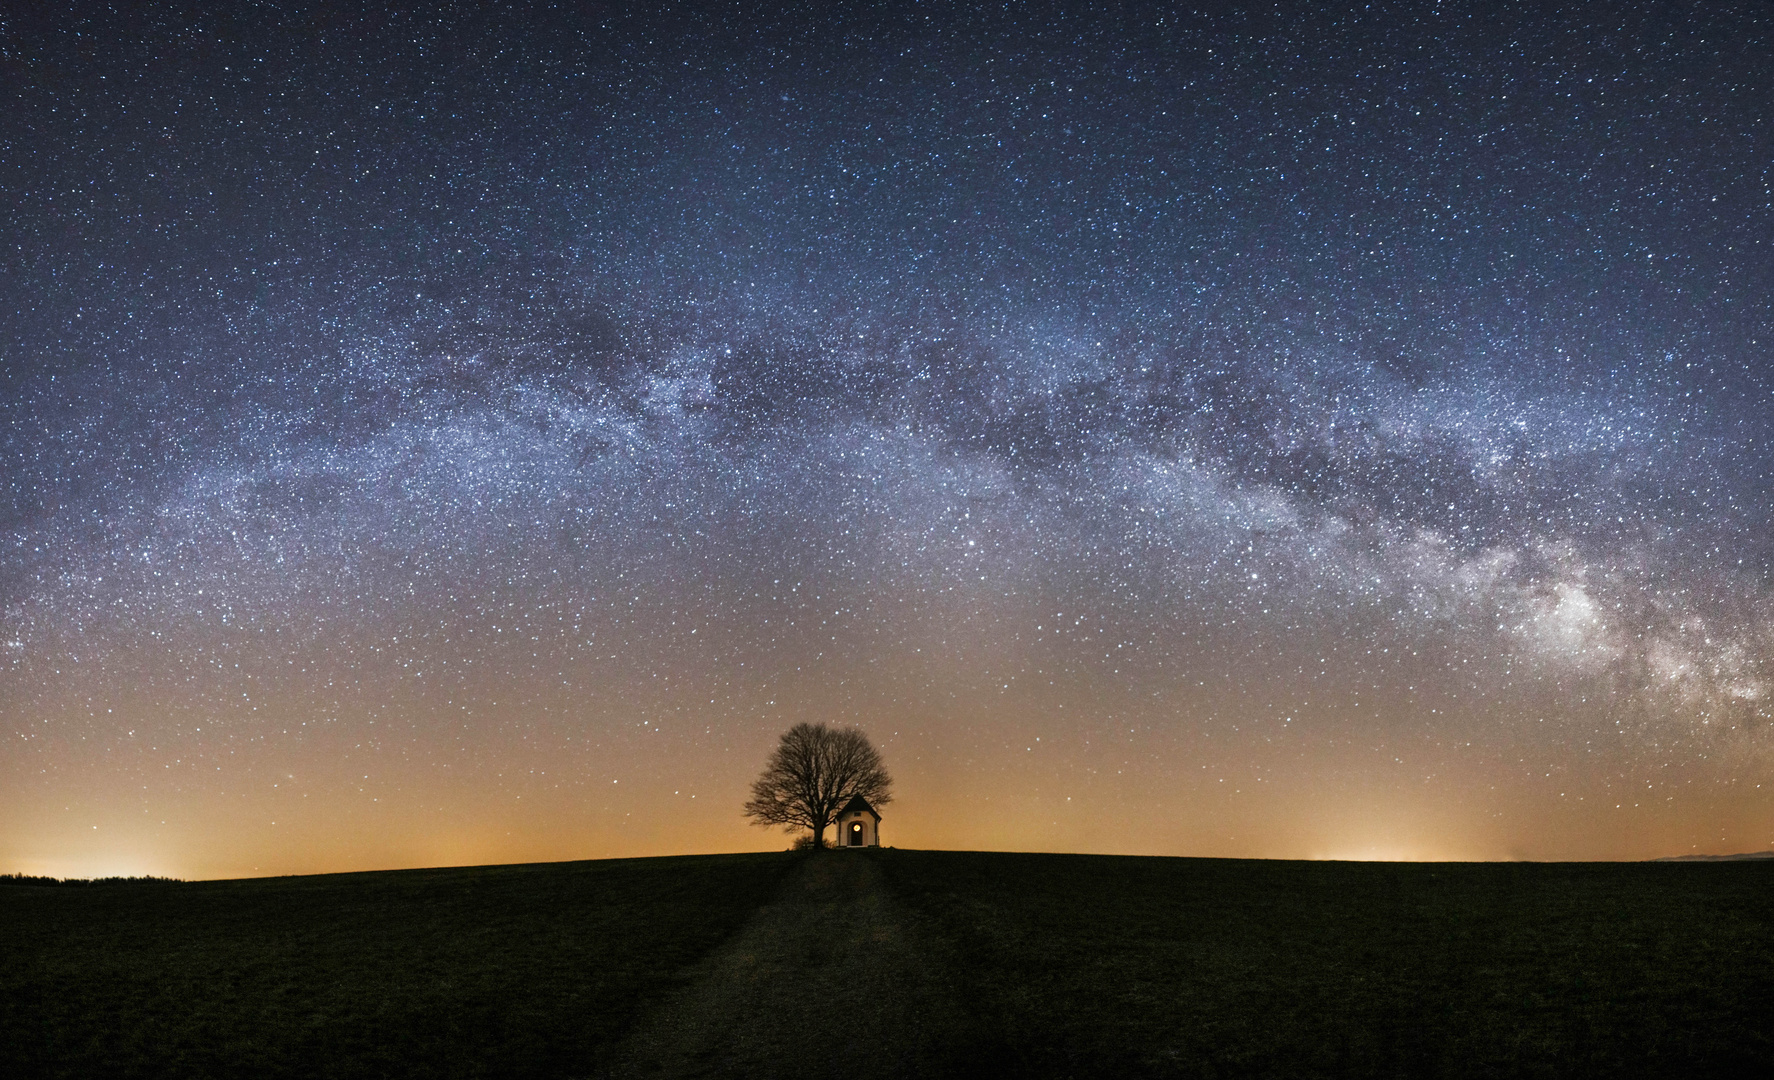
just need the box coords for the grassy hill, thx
[4,850,1771,1078]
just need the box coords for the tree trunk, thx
[811,817,827,849]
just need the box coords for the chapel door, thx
[849,821,863,846]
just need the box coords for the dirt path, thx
[602,851,963,1079]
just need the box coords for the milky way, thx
[4,2,1772,876]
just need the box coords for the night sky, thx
[5,2,1772,879]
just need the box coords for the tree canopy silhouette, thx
[743,723,892,849]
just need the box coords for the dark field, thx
[0,853,796,1079]
[3,850,1771,1078]
[877,851,1774,1079]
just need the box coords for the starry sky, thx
[4,1,1773,878]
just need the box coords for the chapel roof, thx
[839,794,881,819]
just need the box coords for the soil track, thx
[604,851,962,1079]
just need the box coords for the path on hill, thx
[602,852,964,1079]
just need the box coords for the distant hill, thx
[1653,850,1774,862]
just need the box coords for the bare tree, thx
[743,723,892,849]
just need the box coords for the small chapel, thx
[834,794,881,847]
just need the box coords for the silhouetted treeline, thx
[0,873,181,886]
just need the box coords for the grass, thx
[873,850,1774,1078]
[0,853,797,1079]
[3,850,1771,1077]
